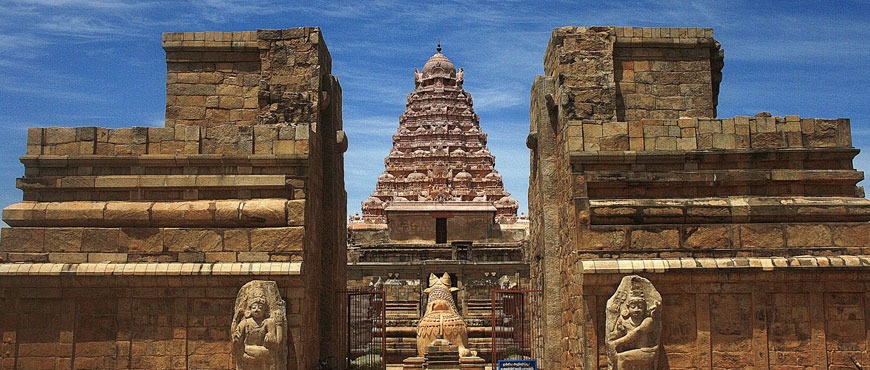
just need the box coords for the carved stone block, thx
[605,275,662,370]
[417,273,476,358]
[231,280,288,370]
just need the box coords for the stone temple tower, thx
[361,45,519,231]
[348,46,528,363]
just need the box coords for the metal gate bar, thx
[346,290,386,370]
[491,289,543,367]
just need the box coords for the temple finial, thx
[436,39,441,53]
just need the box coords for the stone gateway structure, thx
[0,28,346,370]
[0,24,868,370]
[529,26,870,370]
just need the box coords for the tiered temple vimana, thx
[347,46,529,364]
[0,25,868,370]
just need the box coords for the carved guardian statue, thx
[605,275,662,370]
[231,280,288,370]
[417,272,477,357]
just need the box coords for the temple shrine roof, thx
[362,46,518,224]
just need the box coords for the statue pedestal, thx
[459,355,486,370]
[402,356,425,370]
[404,338,487,370]
[402,346,485,370]
[424,338,460,369]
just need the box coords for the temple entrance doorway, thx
[435,217,447,243]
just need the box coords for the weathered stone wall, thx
[613,27,722,121]
[162,29,328,129]
[381,212,494,243]
[578,264,869,370]
[163,32,261,127]
[0,27,345,370]
[0,272,302,370]
[16,125,307,202]
[529,26,870,369]
[564,115,853,154]
[303,50,347,367]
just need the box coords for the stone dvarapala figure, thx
[232,280,288,370]
[605,275,662,370]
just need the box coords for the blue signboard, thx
[497,359,537,370]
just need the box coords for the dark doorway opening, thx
[435,217,447,243]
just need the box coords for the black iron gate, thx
[491,289,543,366]
[346,290,386,370]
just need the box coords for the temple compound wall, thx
[0,28,347,369]
[529,27,870,369]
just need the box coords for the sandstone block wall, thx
[0,27,346,370]
[163,32,261,127]
[162,29,329,129]
[612,27,722,121]
[18,124,308,203]
[543,27,722,124]
[579,264,869,370]
[0,273,303,370]
[529,26,870,369]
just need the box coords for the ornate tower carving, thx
[362,45,518,224]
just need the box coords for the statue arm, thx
[610,317,654,352]
[606,322,626,351]
[264,317,280,347]
[233,319,246,344]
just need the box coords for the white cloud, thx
[344,115,399,138]
[35,15,132,38]
[9,0,148,10]
[469,86,526,113]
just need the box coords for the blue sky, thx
[1,0,868,219]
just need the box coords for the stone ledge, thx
[0,262,301,276]
[569,147,859,164]
[26,124,311,157]
[0,226,306,257]
[589,196,870,224]
[18,174,288,190]
[566,116,853,153]
[584,169,863,185]
[613,27,715,47]
[20,154,310,167]
[162,31,258,51]
[3,199,306,227]
[580,255,870,274]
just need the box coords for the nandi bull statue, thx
[416,272,477,358]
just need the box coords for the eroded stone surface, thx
[605,275,661,370]
[231,280,288,370]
